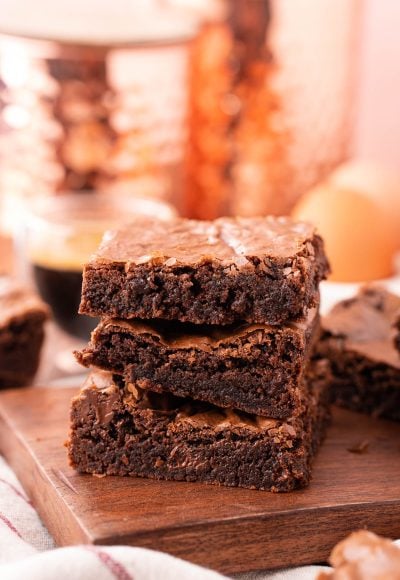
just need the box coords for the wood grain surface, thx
[0,386,399,575]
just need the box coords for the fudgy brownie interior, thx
[80,216,329,325]
[68,368,331,492]
[76,307,320,418]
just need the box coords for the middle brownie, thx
[76,307,319,418]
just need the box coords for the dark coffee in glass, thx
[32,263,95,340]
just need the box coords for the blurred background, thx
[0,0,400,377]
[0,0,358,228]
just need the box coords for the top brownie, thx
[80,216,329,325]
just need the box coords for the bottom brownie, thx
[67,365,330,492]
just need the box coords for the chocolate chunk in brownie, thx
[0,279,49,388]
[76,307,320,418]
[318,531,400,579]
[317,286,400,421]
[67,366,330,492]
[79,216,329,325]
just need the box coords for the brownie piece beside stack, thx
[317,286,400,422]
[68,216,330,491]
[394,310,400,355]
[0,278,49,388]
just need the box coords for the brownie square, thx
[394,311,400,355]
[67,366,330,492]
[0,279,49,388]
[317,286,400,421]
[79,216,329,326]
[76,307,320,418]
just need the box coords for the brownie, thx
[79,216,329,325]
[0,279,49,388]
[75,307,320,418]
[67,365,330,492]
[317,286,400,421]
[318,531,400,579]
[394,311,400,355]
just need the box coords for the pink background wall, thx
[355,0,400,171]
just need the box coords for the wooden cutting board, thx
[0,386,399,575]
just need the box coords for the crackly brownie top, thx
[318,530,400,579]
[95,306,318,351]
[322,286,400,368]
[80,371,302,439]
[0,278,49,328]
[89,216,318,267]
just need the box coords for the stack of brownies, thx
[68,216,330,491]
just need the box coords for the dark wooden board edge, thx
[93,502,400,573]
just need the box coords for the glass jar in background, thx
[1,0,360,227]
[18,193,176,341]
[0,1,196,234]
[174,0,360,219]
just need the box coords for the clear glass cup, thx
[16,192,176,377]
